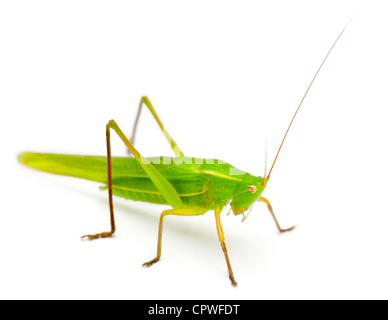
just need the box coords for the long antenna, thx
[262,140,268,185]
[266,21,351,181]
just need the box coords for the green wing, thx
[18,153,208,206]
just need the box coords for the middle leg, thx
[143,208,207,267]
[214,208,237,287]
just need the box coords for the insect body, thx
[18,24,348,286]
[18,153,267,214]
[18,135,278,287]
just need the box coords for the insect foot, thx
[230,275,238,287]
[279,225,296,233]
[81,231,114,240]
[142,257,160,267]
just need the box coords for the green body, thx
[17,22,347,284]
[18,153,267,214]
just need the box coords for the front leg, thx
[259,197,295,233]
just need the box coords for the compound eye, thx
[247,185,257,194]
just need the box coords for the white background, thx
[1,1,388,300]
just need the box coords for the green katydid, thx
[18,25,348,287]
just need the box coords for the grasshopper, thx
[18,24,348,286]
